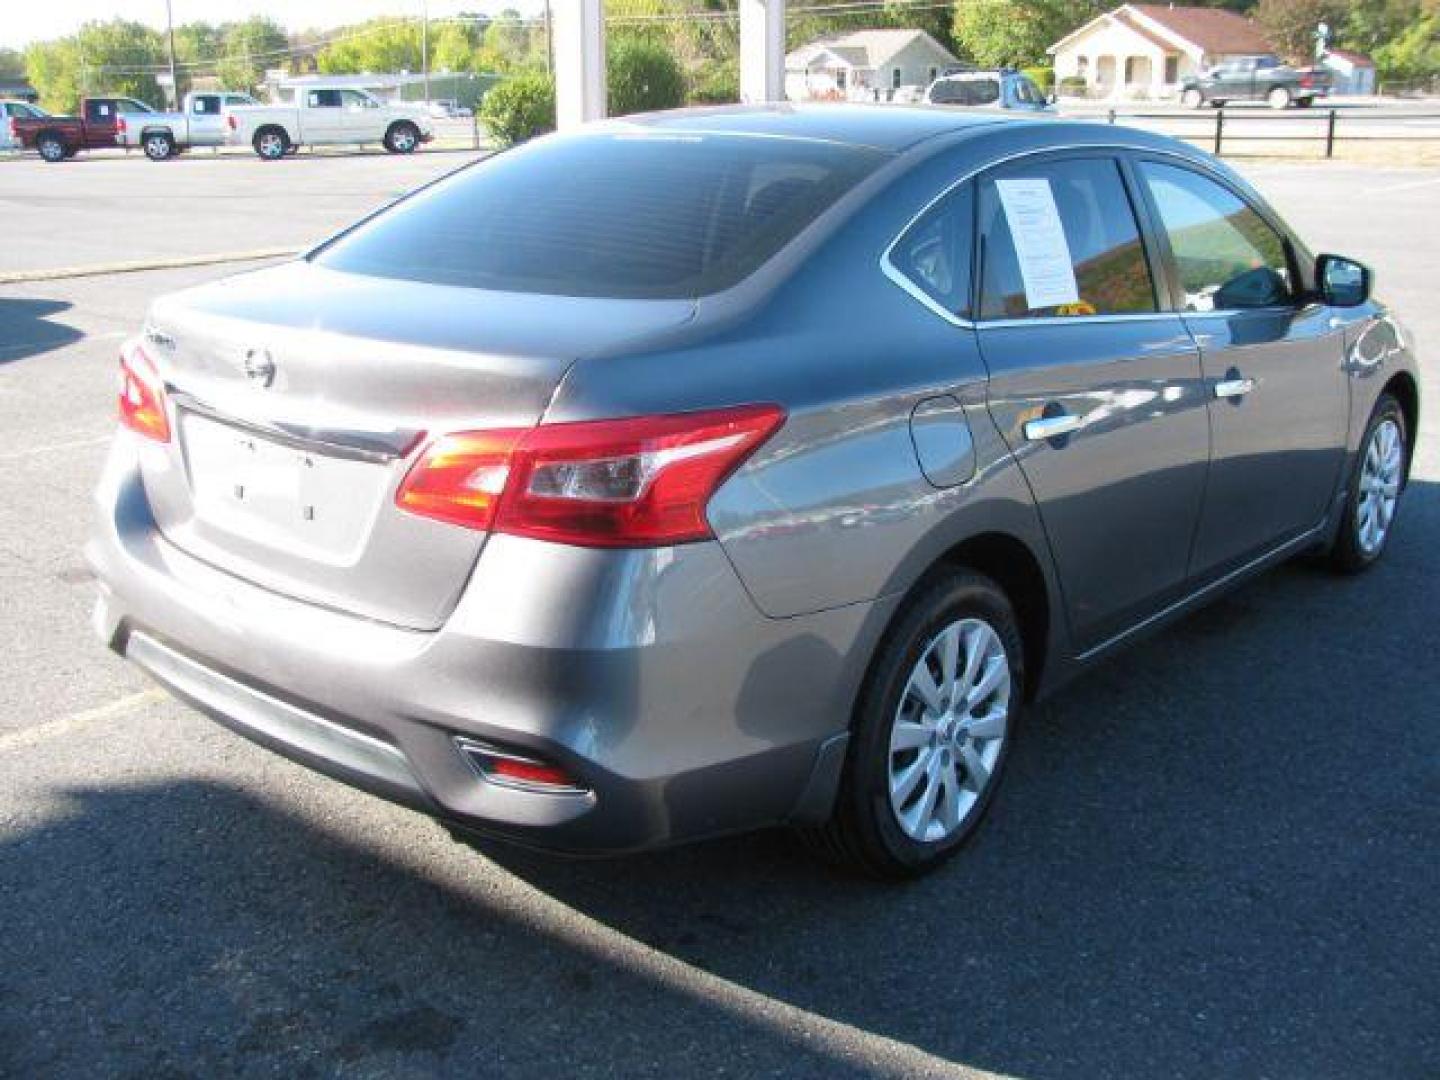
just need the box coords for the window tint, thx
[315,133,885,299]
[309,89,342,108]
[890,184,975,319]
[1138,162,1293,311]
[930,77,1000,106]
[340,90,373,107]
[193,96,218,114]
[978,158,1157,320]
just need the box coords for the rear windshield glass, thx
[930,78,1000,106]
[313,132,887,299]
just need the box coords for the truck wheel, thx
[253,127,289,160]
[143,131,176,161]
[1181,87,1203,109]
[1296,96,1315,108]
[37,133,66,163]
[384,121,420,154]
[1268,86,1292,109]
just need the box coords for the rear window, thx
[314,132,887,299]
[930,78,1000,106]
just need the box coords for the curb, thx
[0,247,300,285]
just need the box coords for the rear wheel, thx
[384,121,420,154]
[1330,394,1407,573]
[142,131,175,161]
[1181,87,1204,109]
[803,569,1022,879]
[1297,95,1315,108]
[37,133,66,163]
[253,127,289,160]
[1268,86,1292,109]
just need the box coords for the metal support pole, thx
[422,0,431,106]
[1214,108,1224,156]
[554,0,606,129]
[165,0,179,108]
[739,0,786,104]
[1325,108,1337,158]
[1107,107,1116,124]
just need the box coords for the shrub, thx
[479,72,555,147]
[607,37,686,116]
[688,59,739,105]
[1021,66,1055,93]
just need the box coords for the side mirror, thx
[1316,253,1371,308]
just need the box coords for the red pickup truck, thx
[8,96,153,162]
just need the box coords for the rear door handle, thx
[1213,377,1254,399]
[1024,413,1084,442]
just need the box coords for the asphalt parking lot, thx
[1,151,1437,1078]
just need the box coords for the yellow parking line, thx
[0,688,168,754]
[0,247,299,286]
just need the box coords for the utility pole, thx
[422,0,431,105]
[165,0,179,108]
[544,0,553,76]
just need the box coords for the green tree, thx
[217,17,289,93]
[317,18,423,75]
[0,47,27,81]
[482,9,542,71]
[432,22,483,74]
[1374,12,1440,76]
[952,0,1088,67]
[1253,0,1347,61]
[77,20,167,105]
[24,39,83,112]
[607,36,686,114]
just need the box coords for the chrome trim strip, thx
[1076,525,1325,662]
[1213,377,1255,399]
[170,390,422,465]
[126,631,423,796]
[878,142,1241,330]
[454,736,592,796]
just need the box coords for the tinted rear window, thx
[930,78,1000,106]
[314,132,887,299]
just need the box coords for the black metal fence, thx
[1103,106,1440,158]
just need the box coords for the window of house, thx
[889,183,976,319]
[1138,161,1294,311]
[1164,55,1179,83]
[835,68,848,91]
[928,66,939,83]
[892,68,902,90]
[978,157,1157,320]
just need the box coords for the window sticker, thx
[995,177,1080,310]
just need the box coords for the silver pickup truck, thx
[118,91,259,160]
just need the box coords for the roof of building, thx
[1325,49,1374,66]
[786,29,958,71]
[1050,4,1271,57]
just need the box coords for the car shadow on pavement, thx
[2,487,1435,1078]
[0,298,82,365]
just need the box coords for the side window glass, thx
[1138,162,1293,311]
[978,158,1157,320]
[310,90,341,109]
[889,183,975,320]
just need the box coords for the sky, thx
[3,0,544,49]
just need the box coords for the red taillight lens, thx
[118,340,170,442]
[395,404,785,547]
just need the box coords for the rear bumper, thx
[87,434,886,853]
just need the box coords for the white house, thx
[1321,50,1377,95]
[785,29,961,102]
[1049,4,1273,101]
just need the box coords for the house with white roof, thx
[1048,4,1274,100]
[785,29,962,102]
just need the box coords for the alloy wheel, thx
[888,617,1011,843]
[1357,417,1403,555]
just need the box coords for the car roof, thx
[607,103,1017,153]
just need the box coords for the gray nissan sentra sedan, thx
[89,106,1418,877]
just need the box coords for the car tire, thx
[143,131,175,161]
[1329,393,1407,574]
[37,134,66,163]
[1181,88,1204,109]
[1268,86,1292,109]
[1297,96,1315,108]
[384,121,421,154]
[802,568,1023,879]
[253,127,289,160]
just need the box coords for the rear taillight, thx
[396,404,785,547]
[6,117,14,141]
[455,738,587,793]
[116,115,127,133]
[118,339,170,442]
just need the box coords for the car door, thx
[188,94,223,146]
[975,153,1211,653]
[303,89,345,143]
[339,90,384,142]
[83,99,122,147]
[1133,158,1350,578]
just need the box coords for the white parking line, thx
[0,688,168,754]
[0,246,298,285]
[1368,175,1440,194]
[0,434,112,462]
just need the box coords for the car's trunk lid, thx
[140,261,695,630]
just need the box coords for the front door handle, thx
[1024,413,1084,442]
[1213,377,1255,399]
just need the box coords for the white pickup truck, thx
[117,91,259,160]
[226,87,434,159]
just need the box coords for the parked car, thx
[116,91,259,160]
[9,96,150,161]
[226,87,434,159]
[1181,54,1331,109]
[425,98,461,119]
[90,107,1417,878]
[2,100,49,150]
[926,69,1053,111]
